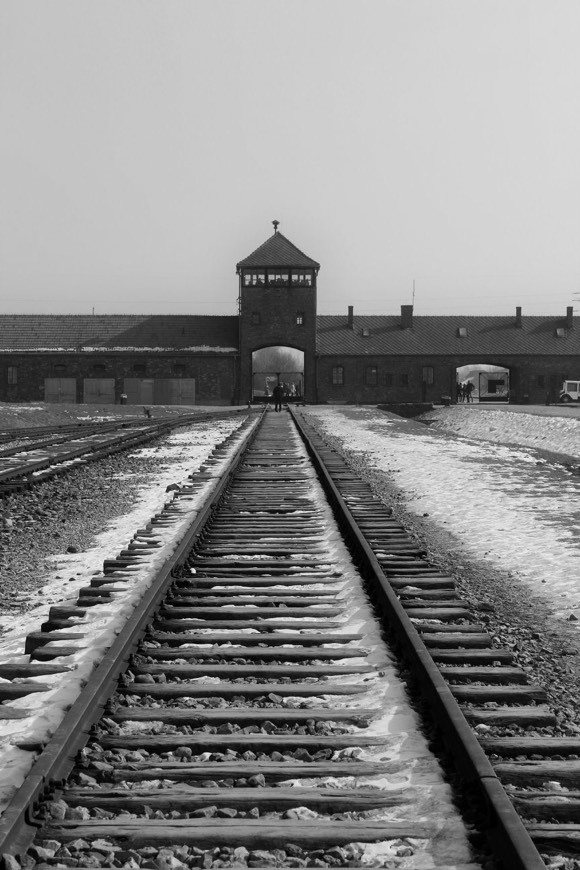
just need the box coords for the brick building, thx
[0,225,579,405]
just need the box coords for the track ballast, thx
[1,408,570,869]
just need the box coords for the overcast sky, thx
[1,1,580,318]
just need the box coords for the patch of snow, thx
[305,406,580,624]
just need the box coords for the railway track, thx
[0,412,243,496]
[0,408,577,868]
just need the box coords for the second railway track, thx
[0,408,576,868]
[0,412,243,496]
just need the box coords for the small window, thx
[291,270,313,286]
[555,327,566,338]
[133,363,146,375]
[268,271,289,286]
[422,366,434,385]
[92,363,106,375]
[457,327,468,338]
[362,327,370,337]
[54,364,67,375]
[400,373,409,386]
[365,366,378,386]
[296,312,304,326]
[173,364,185,376]
[332,366,344,386]
[7,366,17,385]
[251,312,261,325]
[385,372,393,387]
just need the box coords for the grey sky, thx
[1,1,579,317]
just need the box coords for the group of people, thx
[457,381,475,403]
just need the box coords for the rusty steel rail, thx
[0,411,262,860]
[290,408,546,870]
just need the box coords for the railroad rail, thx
[0,408,574,868]
[0,411,244,496]
[0,421,140,447]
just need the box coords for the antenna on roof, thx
[272,220,280,234]
[412,280,416,307]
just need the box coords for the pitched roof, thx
[316,314,580,356]
[236,232,320,271]
[0,315,239,352]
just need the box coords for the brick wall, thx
[239,284,317,403]
[0,353,238,405]
[316,355,579,404]
[2,349,577,406]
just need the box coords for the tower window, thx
[244,272,266,286]
[267,271,289,286]
[291,270,313,286]
[251,312,261,325]
[332,366,344,385]
[296,312,304,326]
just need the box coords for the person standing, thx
[273,383,284,412]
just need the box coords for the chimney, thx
[515,306,522,328]
[567,306,574,330]
[400,304,413,329]
[347,305,354,329]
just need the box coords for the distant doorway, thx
[456,364,510,403]
[252,347,304,403]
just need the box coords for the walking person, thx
[464,381,474,403]
[272,382,284,412]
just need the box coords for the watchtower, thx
[236,222,319,403]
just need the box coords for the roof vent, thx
[555,327,566,338]
[457,327,468,337]
[362,327,370,337]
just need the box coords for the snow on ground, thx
[304,405,580,625]
[0,414,257,813]
[421,404,580,461]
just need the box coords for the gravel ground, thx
[0,450,172,617]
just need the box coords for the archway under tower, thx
[251,346,305,403]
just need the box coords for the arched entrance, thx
[251,346,304,403]
[456,363,510,403]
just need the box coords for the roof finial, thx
[272,219,280,234]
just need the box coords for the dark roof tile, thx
[316,314,580,356]
[236,232,320,270]
[0,315,239,352]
